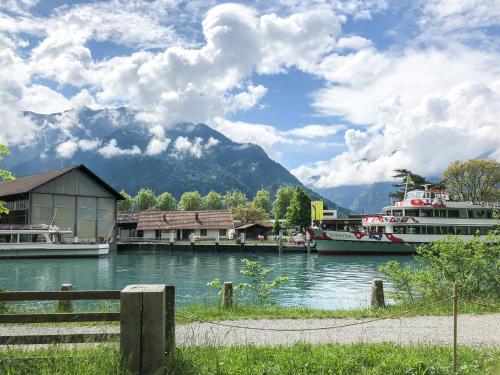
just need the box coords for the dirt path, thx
[1,314,499,348]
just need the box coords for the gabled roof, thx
[0,164,123,199]
[235,222,274,230]
[137,210,235,230]
[117,212,139,224]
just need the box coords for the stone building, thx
[0,164,123,241]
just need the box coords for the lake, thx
[0,250,413,309]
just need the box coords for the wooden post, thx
[278,230,283,253]
[215,232,220,253]
[371,279,385,308]
[165,285,175,355]
[240,232,245,252]
[190,232,195,252]
[57,284,72,312]
[223,282,233,309]
[453,282,458,373]
[120,285,166,375]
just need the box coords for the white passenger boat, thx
[308,187,498,255]
[0,224,109,258]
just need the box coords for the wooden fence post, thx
[223,282,233,309]
[165,286,175,355]
[57,284,72,312]
[453,282,458,373]
[278,230,283,253]
[121,285,166,375]
[371,279,385,308]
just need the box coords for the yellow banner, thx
[311,201,324,220]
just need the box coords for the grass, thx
[0,343,498,375]
[175,299,500,323]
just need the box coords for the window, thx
[393,226,406,234]
[426,226,434,235]
[19,234,46,243]
[200,229,207,237]
[405,210,419,217]
[421,209,433,217]
[447,210,459,218]
[0,234,16,243]
[219,229,227,237]
[393,210,403,216]
[436,210,447,217]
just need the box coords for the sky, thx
[1,0,499,188]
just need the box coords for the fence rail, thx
[0,290,120,301]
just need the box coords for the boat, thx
[0,224,109,258]
[308,187,498,255]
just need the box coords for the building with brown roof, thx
[119,209,235,240]
[235,222,274,240]
[0,165,123,241]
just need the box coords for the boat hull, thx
[315,239,418,255]
[0,244,109,258]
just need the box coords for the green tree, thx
[442,159,500,202]
[224,190,247,209]
[135,188,156,211]
[202,191,224,210]
[272,186,295,219]
[0,145,14,215]
[273,217,281,235]
[117,191,135,212]
[232,203,268,223]
[156,192,177,211]
[285,187,311,231]
[178,191,202,211]
[252,188,271,213]
[389,169,432,201]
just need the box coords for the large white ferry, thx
[308,187,498,254]
[0,224,109,258]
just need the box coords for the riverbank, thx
[1,343,498,374]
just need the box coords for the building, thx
[131,210,235,240]
[0,165,123,241]
[235,222,273,240]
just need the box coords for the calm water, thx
[0,250,413,309]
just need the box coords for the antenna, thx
[50,208,58,227]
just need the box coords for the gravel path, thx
[1,314,499,348]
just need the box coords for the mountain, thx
[313,182,396,214]
[3,107,351,216]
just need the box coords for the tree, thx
[272,186,295,219]
[442,159,500,202]
[224,190,247,209]
[156,192,177,211]
[0,145,14,215]
[389,169,432,200]
[273,216,281,235]
[285,187,311,231]
[178,191,202,211]
[202,191,224,210]
[135,188,156,211]
[117,191,135,212]
[232,203,268,222]
[252,188,271,213]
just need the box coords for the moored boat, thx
[0,224,109,258]
[308,187,498,255]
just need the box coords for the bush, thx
[380,230,500,302]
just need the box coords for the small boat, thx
[0,224,109,258]
[308,186,498,255]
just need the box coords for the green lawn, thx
[1,343,498,375]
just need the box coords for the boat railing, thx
[472,201,500,208]
[0,224,61,231]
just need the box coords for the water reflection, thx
[0,250,413,309]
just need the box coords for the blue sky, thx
[1,0,499,187]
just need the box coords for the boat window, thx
[467,210,474,218]
[447,210,460,218]
[426,226,434,235]
[447,227,455,235]
[407,192,415,199]
[486,210,493,219]
[50,233,62,243]
[480,227,491,235]
[405,210,419,217]
[469,227,480,236]
[421,209,433,217]
[436,210,447,217]
[393,210,403,216]
[0,234,16,243]
[393,226,406,234]
[415,191,424,199]
[455,227,463,235]
[19,234,46,243]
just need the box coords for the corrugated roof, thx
[137,210,235,230]
[117,212,139,224]
[0,164,123,199]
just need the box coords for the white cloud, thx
[98,139,141,158]
[172,136,203,158]
[286,124,345,138]
[55,139,78,158]
[204,137,219,149]
[145,125,171,156]
[78,138,101,151]
[293,79,500,187]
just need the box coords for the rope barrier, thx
[463,300,499,309]
[176,296,453,332]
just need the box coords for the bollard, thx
[57,284,73,312]
[371,279,385,308]
[223,282,233,309]
[121,285,166,375]
[453,282,458,373]
[165,286,175,355]
[306,238,311,253]
[240,232,245,253]
[215,233,220,253]
[278,230,283,253]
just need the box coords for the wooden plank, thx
[120,285,144,375]
[141,285,166,375]
[0,312,120,324]
[165,285,175,355]
[0,290,121,301]
[0,333,119,345]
